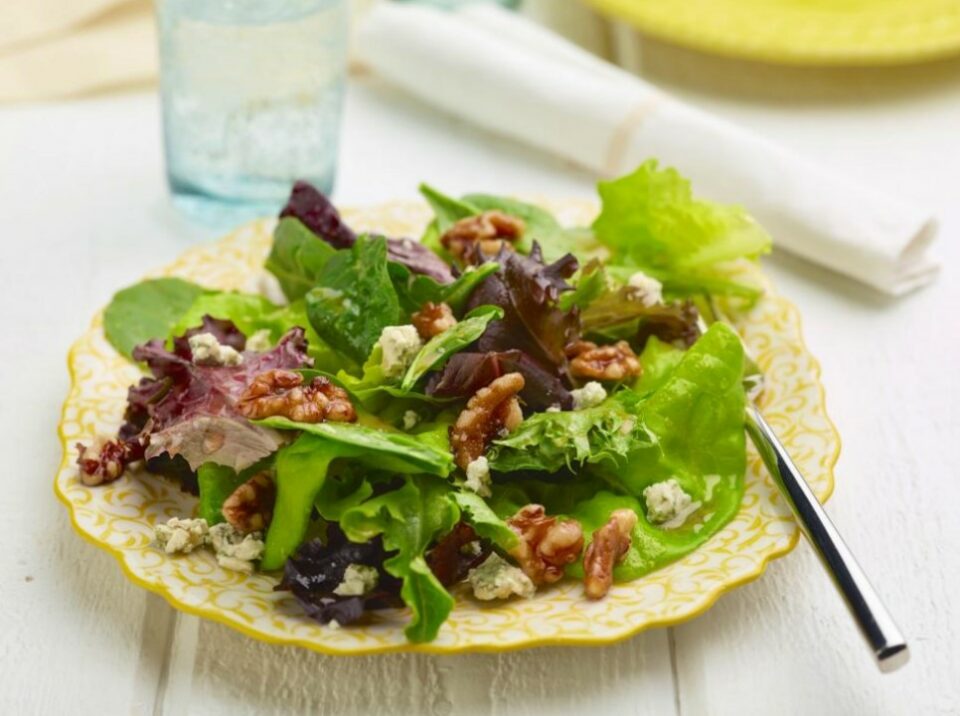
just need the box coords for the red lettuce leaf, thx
[465,242,580,386]
[426,350,573,411]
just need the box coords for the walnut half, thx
[450,372,525,469]
[237,370,356,423]
[412,301,457,340]
[567,340,641,382]
[440,210,525,264]
[583,508,638,599]
[507,504,584,585]
[222,471,276,534]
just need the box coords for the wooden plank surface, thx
[2,40,959,714]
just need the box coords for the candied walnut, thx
[567,340,641,382]
[583,509,638,599]
[222,471,276,533]
[440,210,525,263]
[507,504,584,585]
[237,370,356,423]
[412,301,457,340]
[450,372,525,469]
[76,439,130,486]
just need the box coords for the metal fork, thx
[699,314,909,672]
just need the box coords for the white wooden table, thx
[2,44,959,714]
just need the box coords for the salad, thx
[76,160,771,643]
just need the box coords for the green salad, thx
[76,160,771,642]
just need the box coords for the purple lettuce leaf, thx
[426,350,573,411]
[278,527,402,626]
[465,242,580,387]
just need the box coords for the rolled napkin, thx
[353,3,939,296]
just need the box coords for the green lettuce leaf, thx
[593,160,771,297]
[266,217,337,301]
[340,475,460,642]
[451,491,519,551]
[389,261,500,318]
[634,336,685,395]
[305,235,402,363]
[103,278,209,358]
[487,390,653,474]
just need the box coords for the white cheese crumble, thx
[333,564,379,596]
[377,325,423,378]
[207,522,265,573]
[245,329,273,352]
[464,456,492,497]
[643,478,698,528]
[402,410,420,431]
[155,517,208,555]
[545,403,562,413]
[571,381,607,409]
[467,553,536,601]
[188,332,244,367]
[626,271,664,307]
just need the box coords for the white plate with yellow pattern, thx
[54,200,839,655]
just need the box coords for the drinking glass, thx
[155,0,348,226]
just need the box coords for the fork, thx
[699,313,909,672]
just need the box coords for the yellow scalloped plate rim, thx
[583,0,960,66]
[54,200,839,656]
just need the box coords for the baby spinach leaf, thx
[389,261,500,317]
[340,475,460,642]
[305,235,402,363]
[103,278,209,358]
[400,305,503,391]
[266,217,337,301]
[419,184,479,233]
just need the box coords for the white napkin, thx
[353,3,939,296]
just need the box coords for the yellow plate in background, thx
[583,0,960,65]
[55,200,839,655]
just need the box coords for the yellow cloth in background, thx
[0,0,156,103]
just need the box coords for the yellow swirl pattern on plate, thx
[54,201,839,655]
[584,0,960,66]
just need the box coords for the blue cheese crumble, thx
[627,271,663,307]
[467,553,535,600]
[377,325,423,378]
[333,564,379,596]
[188,333,243,367]
[155,517,208,555]
[464,456,492,497]
[571,381,607,409]
[402,409,420,431]
[643,478,698,527]
[207,522,265,573]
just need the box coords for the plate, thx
[583,0,960,66]
[55,200,839,655]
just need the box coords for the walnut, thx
[506,504,584,585]
[440,210,525,263]
[237,370,356,423]
[450,372,524,469]
[567,340,641,381]
[75,439,130,486]
[583,509,638,599]
[222,471,276,533]
[411,301,457,340]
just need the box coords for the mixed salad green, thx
[77,160,771,642]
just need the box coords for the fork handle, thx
[745,405,909,672]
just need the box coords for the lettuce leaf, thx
[388,261,499,317]
[340,475,460,642]
[305,235,403,363]
[450,491,518,551]
[487,390,652,474]
[103,278,209,358]
[593,160,771,296]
